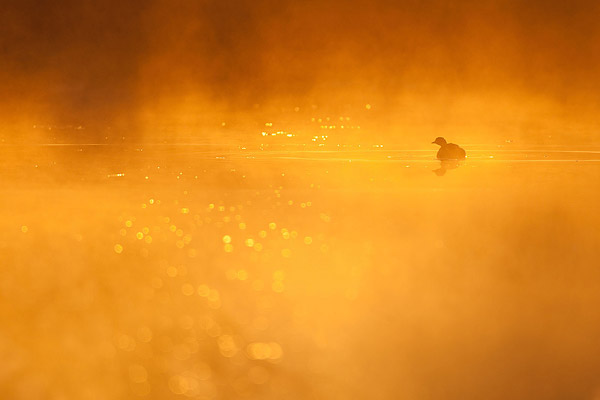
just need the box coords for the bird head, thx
[431,137,447,146]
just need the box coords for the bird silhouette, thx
[431,137,466,160]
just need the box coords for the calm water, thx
[1,144,600,400]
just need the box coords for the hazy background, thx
[2,0,600,143]
[3,2,600,398]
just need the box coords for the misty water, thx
[2,144,600,400]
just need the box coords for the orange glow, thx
[2,1,600,399]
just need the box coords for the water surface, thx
[1,144,600,399]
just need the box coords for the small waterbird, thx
[431,137,466,160]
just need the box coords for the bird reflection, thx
[433,159,461,176]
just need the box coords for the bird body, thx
[431,137,466,160]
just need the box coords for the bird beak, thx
[431,141,435,144]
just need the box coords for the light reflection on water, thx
[1,144,600,399]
